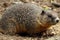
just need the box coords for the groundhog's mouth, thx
[52,23,58,25]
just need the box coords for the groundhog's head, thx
[39,10,59,27]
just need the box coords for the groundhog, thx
[0,3,59,35]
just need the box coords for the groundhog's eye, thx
[41,10,45,15]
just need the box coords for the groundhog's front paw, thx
[42,28,56,37]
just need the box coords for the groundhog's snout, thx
[55,17,59,23]
[52,17,60,25]
[46,10,60,25]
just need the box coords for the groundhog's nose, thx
[56,20,59,23]
[55,17,59,23]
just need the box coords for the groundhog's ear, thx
[41,10,45,15]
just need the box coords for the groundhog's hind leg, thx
[0,19,18,35]
[5,21,18,35]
